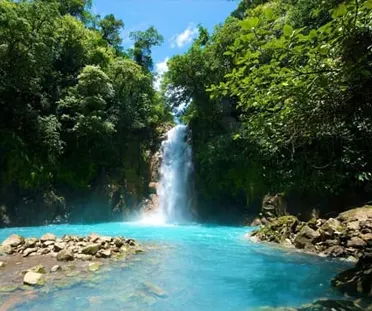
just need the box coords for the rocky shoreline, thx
[247,205,372,298]
[0,233,143,289]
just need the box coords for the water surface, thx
[0,223,350,311]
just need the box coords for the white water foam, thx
[140,124,192,224]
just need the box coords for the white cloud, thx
[171,24,198,48]
[154,57,169,91]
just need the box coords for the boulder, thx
[23,247,38,257]
[99,236,113,243]
[320,218,342,236]
[347,221,360,231]
[347,237,367,248]
[126,239,136,246]
[338,206,372,222]
[82,244,100,255]
[2,234,24,247]
[40,233,56,242]
[100,249,112,258]
[361,233,372,242]
[0,261,5,268]
[42,240,55,247]
[2,244,13,254]
[23,271,45,286]
[113,237,124,247]
[57,249,74,261]
[88,233,100,243]
[54,242,66,252]
[294,225,321,249]
[332,255,372,297]
[24,238,38,249]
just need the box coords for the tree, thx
[130,26,164,71]
[98,14,124,51]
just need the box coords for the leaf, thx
[241,17,259,30]
[331,4,347,19]
[283,24,293,37]
[365,0,372,9]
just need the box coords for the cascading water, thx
[140,118,193,225]
[156,124,193,223]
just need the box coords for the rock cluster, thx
[0,232,142,261]
[332,254,372,297]
[249,206,372,262]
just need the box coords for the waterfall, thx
[140,122,193,225]
[157,124,192,223]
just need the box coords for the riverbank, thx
[247,205,372,298]
[0,233,143,291]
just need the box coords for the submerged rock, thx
[23,271,45,286]
[88,262,102,272]
[29,264,46,274]
[142,282,168,298]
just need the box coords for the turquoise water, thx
[0,223,350,310]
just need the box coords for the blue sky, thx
[93,0,238,76]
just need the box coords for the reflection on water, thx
[0,223,350,311]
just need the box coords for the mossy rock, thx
[0,285,19,292]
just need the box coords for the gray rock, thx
[23,247,38,257]
[99,236,113,243]
[88,233,100,243]
[43,240,55,247]
[2,244,13,254]
[2,234,24,247]
[54,242,66,252]
[347,237,367,248]
[23,271,45,286]
[82,244,100,255]
[38,248,50,255]
[320,218,342,236]
[347,221,360,231]
[361,233,372,242]
[100,249,112,258]
[321,245,345,258]
[40,233,56,242]
[113,237,124,247]
[294,226,321,249]
[57,249,74,261]
[24,238,38,249]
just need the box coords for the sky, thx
[93,0,238,80]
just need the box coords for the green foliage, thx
[0,0,170,192]
[165,0,372,204]
[129,26,164,71]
